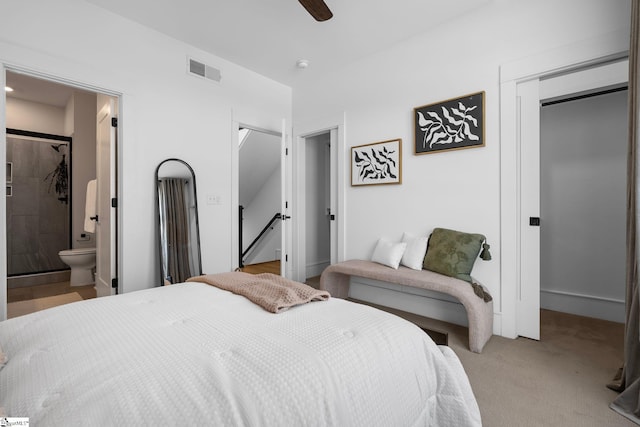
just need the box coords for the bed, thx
[0,273,482,426]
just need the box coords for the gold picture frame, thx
[414,91,485,155]
[351,138,402,186]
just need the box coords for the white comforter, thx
[0,282,481,426]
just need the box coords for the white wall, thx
[68,91,97,250]
[0,0,292,319]
[540,90,627,322]
[293,0,631,335]
[6,98,65,135]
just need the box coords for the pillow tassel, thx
[472,282,493,302]
[479,242,492,261]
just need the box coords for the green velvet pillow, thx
[423,228,486,283]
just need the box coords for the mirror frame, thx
[155,158,202,285]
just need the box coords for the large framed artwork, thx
[351,138,402,186]
[414,91,485,155]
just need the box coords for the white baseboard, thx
[306,260,330,279]
[540,289,624,323]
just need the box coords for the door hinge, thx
[285,148,289,156]
[285,254,288,262]
[111,117,118,127]
[285,201,288,209]
[111,197,117,208]
[111,278,118,288]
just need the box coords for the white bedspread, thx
[0,282,481,426]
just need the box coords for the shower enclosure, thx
[6,129,72,277]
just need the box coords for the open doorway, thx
[514,59,628,339]
[4,70,119,318]
[304,132,331,281]
[238,126,283,275]
[296,128,339,287]
[539,87,627,323]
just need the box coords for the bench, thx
[319,259,493,353]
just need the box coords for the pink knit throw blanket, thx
[187,272,330,313]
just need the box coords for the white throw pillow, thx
[401,232,429,270]
[371,238,407,269]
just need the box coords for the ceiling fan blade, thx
[298,0,333,22]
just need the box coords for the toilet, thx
[59,248,96,286]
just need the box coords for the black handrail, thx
[239,210,281,267]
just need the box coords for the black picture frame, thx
[414,91,485,155]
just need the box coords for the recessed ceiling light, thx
[4,86,13,92]
[296,59,310,69]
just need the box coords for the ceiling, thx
[4,0,489,106]
[85,0,490,86]
[5,71,84,107]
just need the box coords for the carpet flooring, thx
[453,309,633,426]
[305,274,633,426]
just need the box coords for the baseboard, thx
[306,260,330,279]
[541,289,624,323]
[8,270,71,288]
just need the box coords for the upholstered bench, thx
[319,259,493,353]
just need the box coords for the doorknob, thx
[281,215,291,221]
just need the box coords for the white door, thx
[517,78,541,340]
[281,119,292,277]
[95,97,117,297]
[328,128,338,264]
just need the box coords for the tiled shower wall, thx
[6,136,70,275]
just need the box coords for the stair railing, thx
[239,205,281,268]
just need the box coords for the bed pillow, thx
[371,238,407,269]
[423,228,485,282]
[400,232,429,270]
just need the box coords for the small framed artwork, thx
[414,91,485,155]
[351,138,402,186]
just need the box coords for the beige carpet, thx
[311,277,635,427]
[448,309,633,427]
[7,292,83,319]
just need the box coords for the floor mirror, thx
[155,158,202,285]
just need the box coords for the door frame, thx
[516,61,629,340]
[499,33,628,338]
[1,64,123,320]
[296,129,336,281]
[95,96,118,297]
[294,117,346,283]
[232,121,287,274]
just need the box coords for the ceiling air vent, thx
[188,57,222,83]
